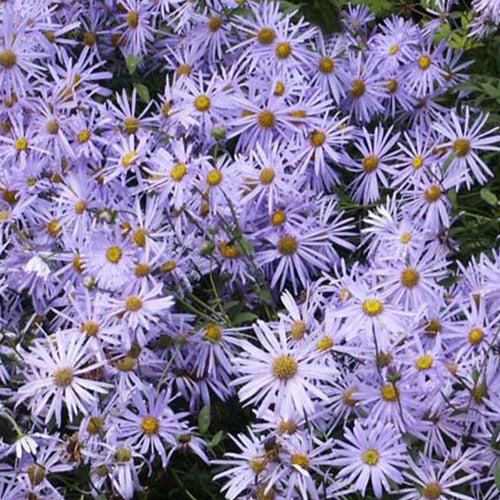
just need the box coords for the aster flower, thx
[345,125,401,204]
[233,320,335,418]
[400,452,477,500]
[404,41,448,97]
[433,107,500,186]
[115,386,189,467]
[16,332,110,425]
[114,0,156,56]
[332,421,407,498]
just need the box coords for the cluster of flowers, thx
[0,0,499,499]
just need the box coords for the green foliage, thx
[280,0,342,32]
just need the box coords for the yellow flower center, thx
[207,170,223,186]
[418,55,431,70]
[73,254,84,273]
[452,138,471,157]
[204,324,222,342]
[249,457,267,474]
[106,245,122,264]
[81,321,100,337]
[310,130,326,148]
[74,200,86,214]
[274,80,285,96]
[278,419,298,435]
[176,64,191,77]
[425,319,442,338]
[291,453,309,470]
[53,367,74,387]
[277,235,298,255]
[141,416,159,435]
[47,219,61,237]
[125,296,142,312]
[126,10,139,28]
[381,384,398,402]
[389,44,399,55]
[271,209,286,226]
[362,155,379,173]
[342,387,358,407]
[84,31,97,46]
[162,260,177,272]
[472,382,485,404]
[275,42,292,59]
[316,336,334,351]
[124,117,140,135]
[115,447,132,462]
[218,241,241,259]
[319,57,335,74]
[412,155,424,169]
[362,449,380,466]
[351,79,366,97]
[401,268,419,289]
[362,298,384,316]
[0,51,17,68]
[468,327,485,345]
[259,168,275,185]
[386,79,398,93]
[77,129,91,144]
[87,416,104,434]
[272,355,298,381]
[115,356,136,372]
[14,137,28,151]
[257,27,276,45]
[194,95,211,112]
[400,233,412,244]
[424,185,442,203]
[47,120,60,135]
[135,262,151,277]
[2,188,18,206]
[122,151,138,168]
[170,162,187,181]
[258,110,275,129]
[133,228,148,247]
[415,354,434,371]
[290,320,307,340]
[423,482,442,500]
[208,16,222,32]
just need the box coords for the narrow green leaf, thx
[134,83,150,103]
[495,461,500,491]
[236,238,254,256]
[448,188,457,210]
[209,430,225,448]
[480,187,498,206]
[126,54,138,75]
[257,289,273,305]
[232,311,258,325]
[198,405,211,435]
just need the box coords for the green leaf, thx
[236,238,254,256]
[448,188,458,210]
[450,407,469,417]
[232,311,258,325]
[198,405,211,435]
[134,83,150,103]
[257,288,274,306]
[495,461,500,491]
[126,54,138,75]
[208,430,225,448]
[480,187,498,206]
